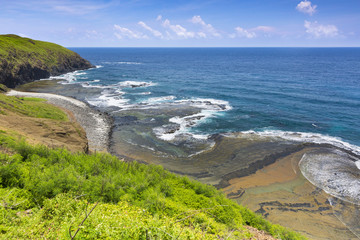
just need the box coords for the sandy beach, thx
[7,90,112,152]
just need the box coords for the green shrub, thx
[0,132,306,239]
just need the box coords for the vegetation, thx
[0,34,93,87]
[0,93,68,121]
[0,131,306,239]
[0,84,9,93]
[0,34,75,65]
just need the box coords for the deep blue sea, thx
[65,47,360,151]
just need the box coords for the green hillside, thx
[0,129,305,239]
[0,34,93,88]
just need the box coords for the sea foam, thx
[240,130,360,156]
[299,149,360,205]
[152,98,231,141]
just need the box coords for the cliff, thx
[0,34,94,88]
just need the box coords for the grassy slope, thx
[0,91,88,153]
[0,34,93,87]
[0,93,68,121]
[0,34,74,67]
[0,132,306,239]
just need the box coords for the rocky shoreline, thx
[7,90,112,152]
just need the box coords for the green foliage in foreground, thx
[1,191,233,239]
[0,93,68,121]
[0,132,306,239]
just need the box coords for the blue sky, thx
[1,0,359,47]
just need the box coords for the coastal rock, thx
[0,34,94,88]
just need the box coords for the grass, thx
[0,131,306,239]
[0,34,92,88]
[0,93,68,121]
[0,34,77,70]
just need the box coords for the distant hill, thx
[0,34,93,88]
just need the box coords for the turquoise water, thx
[65,47,360,150]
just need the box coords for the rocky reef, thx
[0,34,93,88]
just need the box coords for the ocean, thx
[69,48,360,147]
[21,48,360,239]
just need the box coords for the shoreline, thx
[10,79,360,239]
[7,90,112,153]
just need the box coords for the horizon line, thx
[67,46,360,48]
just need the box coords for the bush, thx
[0,132,306,239]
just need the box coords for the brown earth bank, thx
[0,102,88,153]
[6,90,112,152]
[246,226,280,240]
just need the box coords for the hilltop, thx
[0,34,93,88]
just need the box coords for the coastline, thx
[7,90,112,153]
[12,79,360,239]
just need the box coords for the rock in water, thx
[0,34,94,88]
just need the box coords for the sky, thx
[0,0,359,47]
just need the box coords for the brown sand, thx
[223,148,358,240]
[223,148,307,191]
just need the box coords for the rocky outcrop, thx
[0,34,94,88]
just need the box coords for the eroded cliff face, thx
[0,34,93,88]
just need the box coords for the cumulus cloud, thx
[296,0,317,15]
[156,15,162,21]
[234,27,256,38]
[190,15,221,38]
[138,21,163,38]
[162,19,195,39]
[304,21,338,38]
[114,25,148,39]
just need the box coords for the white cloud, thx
[197,32,207,38]
[114,25,148,39]
[252,26,275,33]
[156,15,162,21]
[234,27,256,38]
[138,21,163,38]
[162,19,195,39]
[190,15,221,38]
[231,25,276,39]
[304,21,338,38]
[18,33,30,38]
[296,0,317,15]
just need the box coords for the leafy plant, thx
[0,132,306,239]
